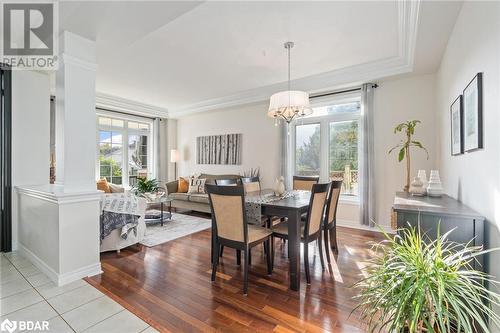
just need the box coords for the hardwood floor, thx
[87,223,386,333]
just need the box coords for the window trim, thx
[96,110,155,188]
[291,95,361,202]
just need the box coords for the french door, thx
[0,65,12,252]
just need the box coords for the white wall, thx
[374,74,437,226]
[435,2,500,328]
[177,102,281,189]
[11,71,51,249]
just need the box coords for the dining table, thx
[245,189,311,291]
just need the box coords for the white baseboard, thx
[336,219,394,234]
[19,244,102,286]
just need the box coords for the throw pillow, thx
[188,177,206,194]
[108,183,125,193]
[96,178,111,193]
[178,177,189,193]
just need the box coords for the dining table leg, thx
[288,210,301,291]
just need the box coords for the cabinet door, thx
[397,212,474,244]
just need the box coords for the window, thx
[292,99,360,198]
[97,113,154,187]
[329,120,358,196]
[295,123,320,176]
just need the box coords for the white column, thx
[16,31,102,286]
[55,32,98,192]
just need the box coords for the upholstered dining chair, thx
[293,175,320,191]
[241,177,260,193]
[323,180,343,264]
[215,178,241,186]
[272,182,329,284]
[206,184,273,295]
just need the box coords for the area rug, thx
[140,213,211,247]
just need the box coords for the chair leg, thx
[211,241,219,281]
[318,234,325,272]
[304,243,311,284]
[331,227,339,255]
[243,248,249,295]
[248,248,252,266]
[324,228,332,265]
[266,239,272,275]
[271,236,275,268]
[219,245,224,257]
[263,241,267,255]
[236,249,241,266]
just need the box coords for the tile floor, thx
[0,252,157,333]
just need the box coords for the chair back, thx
[325,180,342,227]
[205,184,247,243]
[241,177,260,193]
[215,178,241,186]
[293,175,319,191]
[304,183,329,237]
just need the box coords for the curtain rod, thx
[309,84,378,100]
[96,107,156,120]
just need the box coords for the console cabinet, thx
[392,192,485,270]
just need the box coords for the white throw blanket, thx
[100,194,140,241]
[101,193,140,216]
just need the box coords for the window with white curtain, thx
[96,111,154,187]
[292,97,361,198]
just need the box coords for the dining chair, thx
[271,182,329,284]
[293,175,320,191]
[215,178,241,186]
[241,176,260,193]
[323,180,342,263]
[206,184,273,295]
[214,178,243,259]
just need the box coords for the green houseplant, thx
[132,178,159,195]
[353,226,500,333]
[388,120,429,192]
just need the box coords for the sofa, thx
[165,173,241,213]
[100,194,147,253]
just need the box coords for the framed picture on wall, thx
[463,73,483,152]
[450,95,463,155]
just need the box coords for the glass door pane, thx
[295,123,320,176]
[128,134,148,186]
[329,120,358,196]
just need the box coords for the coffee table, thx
[144,196,172,226]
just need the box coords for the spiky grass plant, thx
[353,225,500,333]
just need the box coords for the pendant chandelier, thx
[268,41,312,124]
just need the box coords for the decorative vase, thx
[417,170,428,193]
[409,177,426,196]
[427,170,443,197]
[274,176,285,196]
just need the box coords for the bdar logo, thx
[0,319,17,333]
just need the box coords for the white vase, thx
[409,177,426,196]
[274,176,285,196]
[427,170,443,197]
[417,170,428,192]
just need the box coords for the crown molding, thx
[95,92,169,118]
[168,0,421,119]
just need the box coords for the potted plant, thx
[388,120,429,192]
[132,178,160,197]
[353,226,500,333]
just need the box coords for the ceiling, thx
[58,1,463,117]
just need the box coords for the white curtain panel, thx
[359,84,376,226]
[280,122,292,190]
[156,118,169,185]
